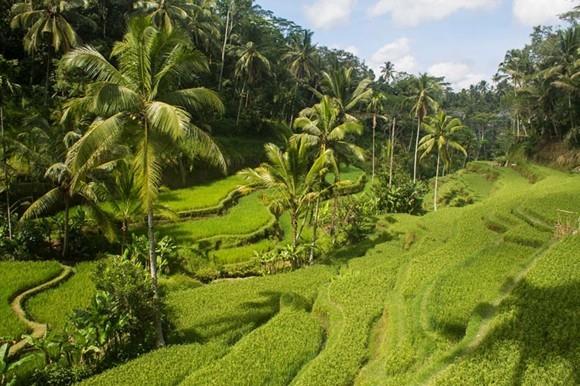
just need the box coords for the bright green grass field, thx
[158,175,245,213]
[27,261,99,335]
[158,193,274,243]
[75,162,580,386]
[0,261,62,340]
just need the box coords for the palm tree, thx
[407,73,442,182]
[379,61,396,84]
[60,17,225,347]
[218,0,235,90]
[134,0,195,33]
[365,92,387,182]
[10,0,82,103]
[235,41,271,126]
[546,26,579,139]
[418,111,467,211]
[0,68,20,240]
[294,96,364,260]
[21,160,114,258]
[283,31,318,122]
[239,137,331,252]
[316,67,373,116]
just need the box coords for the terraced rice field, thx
[79,163,579,385]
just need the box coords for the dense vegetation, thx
[0,0,578,385]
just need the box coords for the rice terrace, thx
[0,0,579,385]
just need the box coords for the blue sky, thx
[255,0,576,89]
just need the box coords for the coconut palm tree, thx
[239,136,331,253]
[294,96,363,261]
[379,61,396,84]
[316,67,373,117]
[365,92,387,182]
[10,0,83,103]
[418,111,467,211]
[283,31,318,124]
[407,73,442,182]
[60,17,225,346]
[235,41,271,126]
[134,0,195,33]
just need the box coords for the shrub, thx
[371,172,427,215]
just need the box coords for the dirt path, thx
[8,264,73,357]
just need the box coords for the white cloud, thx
[304,0,357,30]
[368,0,499,26]
[368,38,418,75]
[513,0,575,26]
[428,62,486,90]
[330,44,360,56]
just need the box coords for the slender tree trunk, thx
[143,119,165,347]
[62,197,69,258]
[413,116,421,183]
[45,45,52,106]
[289,83,299,126]
[434,152,440,212]
[371,113,376,183]
[388,117,396,189]
[218,3,232,91]
[309,192,321,264]
[1,106,11,239]
[147,205,165,347]
[291,210,298,250]
[236,82,246,127]
[568,94,575,132]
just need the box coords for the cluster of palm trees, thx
[496,24,580,143]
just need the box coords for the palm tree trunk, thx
[289,83,299,127]
[45,45,52,106]
[309,195,320,264]
[291,209,298,250]
[413,116,421,183]
[62,197,69,258]
[434,152,440,212]
[1,106,11,239]
[371,113,376,183]
[147,204,165,347]
[236,82,246,127]
[388,117,396,189]
[568,94,575,132]
[218,3,232,91]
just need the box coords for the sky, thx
[255,0,577,90]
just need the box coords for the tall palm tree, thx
[239,137,331,252]
[380,61,395,84]
[10,0,83,103]
[235,41,271,126]
[283,30,318,124]
[365,92,387,182]
[546,26,579,139]
[407,73,442,182]
[316,67,373,116]
[418,111,467,211]
[60,17,225,346]
[294,96,363,261]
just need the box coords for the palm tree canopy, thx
[283,30,318,82]
[419,110,467,166]
[10,0,83,53]
[60,17,225,203]
[315,67,373,113]
[235,41,271,85]
[407,73,443,121]
[294,95,365,166]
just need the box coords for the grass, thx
[0,261,62,340]
[158,193,274,244]
[41,161,580,385]
[27,261,100,335]
[158,175,245,213]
